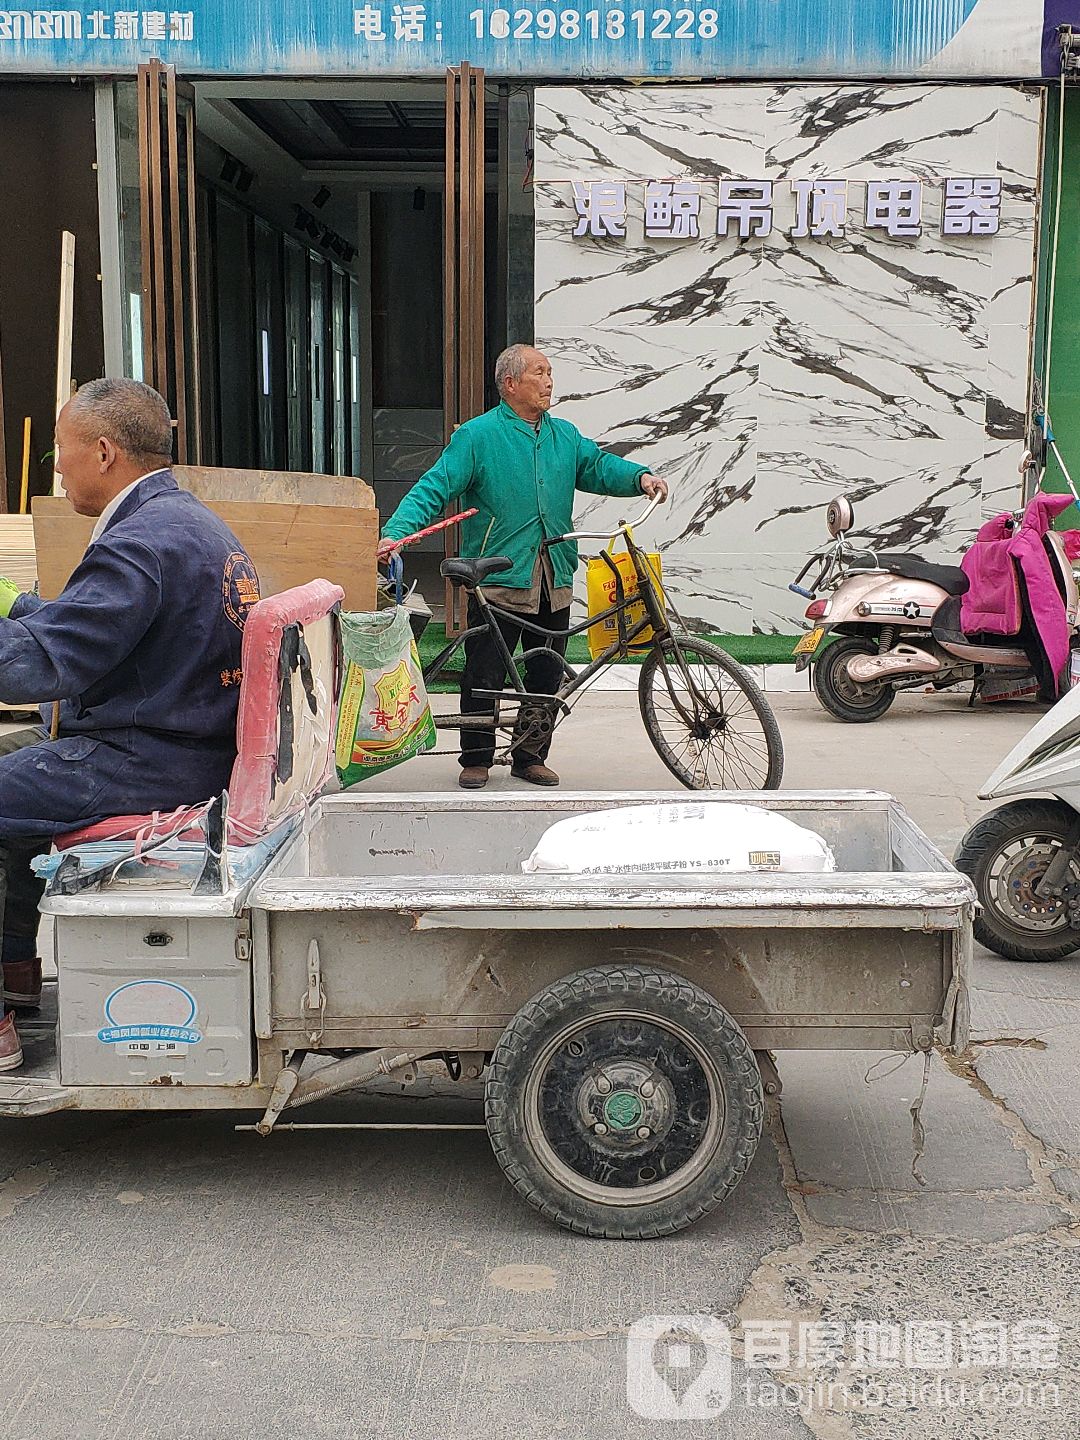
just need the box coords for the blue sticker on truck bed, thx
[97,980,203,1046]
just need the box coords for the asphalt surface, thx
[2,690,1078,1439]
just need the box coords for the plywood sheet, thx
[33,497,377,612]
[174,465,374,509]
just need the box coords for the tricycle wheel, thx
[484,965,764,1238]
[955,799,1080,963]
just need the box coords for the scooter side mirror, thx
[827,496,855,538]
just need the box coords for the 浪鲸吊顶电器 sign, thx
[568,178,1005,243]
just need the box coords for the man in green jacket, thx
[378,344,667,789]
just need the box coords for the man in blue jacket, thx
[0,378,260,1070]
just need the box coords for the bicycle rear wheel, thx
[638,636,784,790]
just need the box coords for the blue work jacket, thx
[0,470,260,837]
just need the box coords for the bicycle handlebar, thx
[542,491,664,548]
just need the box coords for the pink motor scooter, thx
[789,495,1080,723]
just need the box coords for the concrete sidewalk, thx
[1,690,1078,1439]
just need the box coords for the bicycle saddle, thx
[440,556,513,589]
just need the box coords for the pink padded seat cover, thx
[960,512,1021,637]
[55,578,344,851]
[227,578,342,838]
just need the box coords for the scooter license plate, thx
[793,626,824,656]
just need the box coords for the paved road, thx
[2,693,1078,1439]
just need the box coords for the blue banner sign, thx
[0,0,1051,78]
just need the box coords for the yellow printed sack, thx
[335,607,436,784]
[585,544,663,660]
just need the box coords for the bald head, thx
[56,378,175,517]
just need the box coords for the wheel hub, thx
[690,711,726,740]
[995,842,1067,928]
[577,1058,674,1145]
[528,1014,720,1202]
[602,1090,643,1130]
[836,661,882,702]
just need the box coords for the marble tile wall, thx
[533,84,1042,633]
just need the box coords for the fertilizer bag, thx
[584,544,663,661]
[335,606,435,784]
[522,802,836,876]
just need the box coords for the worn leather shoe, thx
[511,762,560,787]
[458,766,490,790]
[2,957,41,1009]
[0,1011,23,1072]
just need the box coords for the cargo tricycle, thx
[2,581,974,1238]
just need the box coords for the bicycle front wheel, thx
[638,636,784,790]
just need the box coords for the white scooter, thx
[956,681,1080,962]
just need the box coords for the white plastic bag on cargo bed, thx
[521,802,836,876]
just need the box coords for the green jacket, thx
[381,401,649,591]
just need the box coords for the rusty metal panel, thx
[164,65,188,460]
[135,64,152,386]
[181,81,202,463]
[442,65,457,448]
[456,60,473,428]
[443,63,486,636]
[146,60,169,394]
[469,66,485,422]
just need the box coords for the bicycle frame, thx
[422,505,671,712]
[379,492,783,786]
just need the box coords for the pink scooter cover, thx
[228,577,344,840]
[961,493,1073,692]
[960,512,1023,637]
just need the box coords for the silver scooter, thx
[956,682,1080,961]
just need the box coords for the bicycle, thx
[381,496,784,790]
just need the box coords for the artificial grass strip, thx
[418,624,804,694]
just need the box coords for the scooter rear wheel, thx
[813,637,896,723]
[955,799,1080,963]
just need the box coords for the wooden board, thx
[0,519,42,709]
[32,497,378,612]
[53,230,75,496]
[174,465,375,509]
[0,515,35,592]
